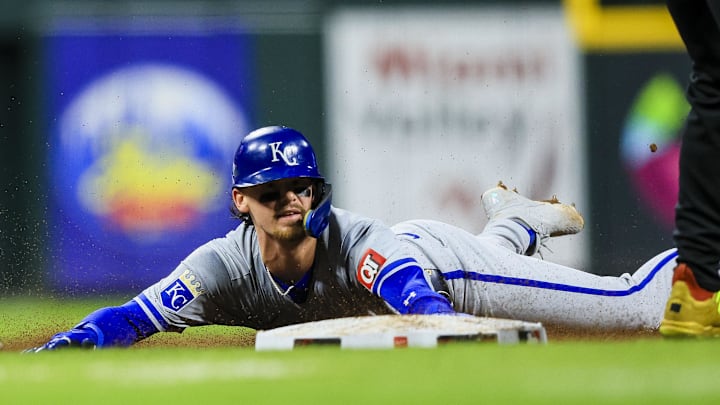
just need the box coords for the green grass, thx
[2,297,720,404]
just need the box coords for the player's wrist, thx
[74,322,104,347]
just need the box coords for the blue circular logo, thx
[52,63,248,253]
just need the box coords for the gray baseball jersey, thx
[139,207,416,331]
[135,207,678,333]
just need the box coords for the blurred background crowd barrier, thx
[0,0,688,295]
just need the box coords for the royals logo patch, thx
[161,269,204,311]
[357,249,387,290]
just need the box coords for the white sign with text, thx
[325,7,586,267]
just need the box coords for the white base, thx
[255,315,547,350]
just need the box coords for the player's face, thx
[234,178,315,241]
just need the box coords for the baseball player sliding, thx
[27,126,676,351]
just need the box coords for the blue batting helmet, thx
[232,126,325,188]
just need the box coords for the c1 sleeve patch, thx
[161,269,205,312]
[357,248,387,290]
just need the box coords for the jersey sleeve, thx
[339,211,454,315]
[138,243,242,329]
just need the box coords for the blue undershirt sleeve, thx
[372,258,455,315]
[75,296,171,348]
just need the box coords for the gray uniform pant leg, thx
[463,220,676,329]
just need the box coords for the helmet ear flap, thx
[304,183,332,238]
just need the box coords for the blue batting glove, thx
[408,295,456,315]
[24,327,99,353]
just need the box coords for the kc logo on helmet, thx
[269,141,299,166]
[357,249,387,290]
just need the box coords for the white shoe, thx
[481,182,584,254]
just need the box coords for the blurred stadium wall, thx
[0,0,686,295]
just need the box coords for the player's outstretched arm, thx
[25,297,162,352]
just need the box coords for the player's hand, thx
[23,327,98,353]
[408,295,456,315]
